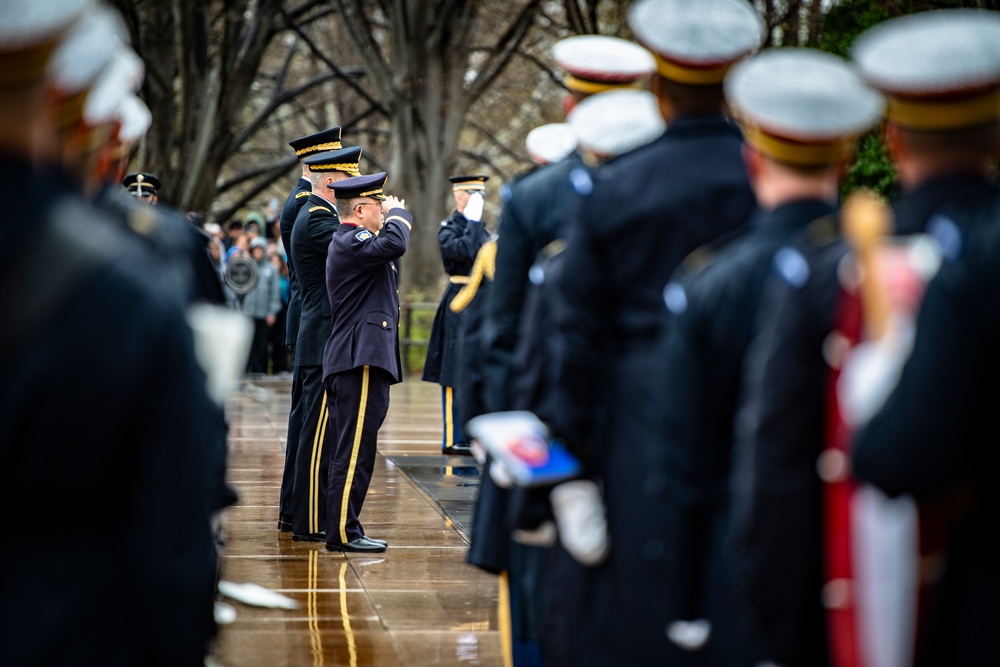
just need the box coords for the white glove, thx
[667,619,711,651]
[837,316,915,428]
[464,192,484,222]
[489,458,515,489]
[512,520,557,547]
[550,479,609,566]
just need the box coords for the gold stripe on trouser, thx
[445,386,455,448]
[308,394,330,535]
[308,550,323,665]
[339,562,358,667]
[498,571,514,667]
[339,366,370,543]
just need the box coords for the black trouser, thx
[324,365,391,544]
[290,364,333,536]
[279,360,304,522]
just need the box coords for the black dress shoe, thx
[326,537,387,553]
[292,530,326,542]
[363,535,388,547]
[443,441,474,456]
[277,516,293,532]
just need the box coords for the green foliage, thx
[841,129,900,201]
[400,301,436,376]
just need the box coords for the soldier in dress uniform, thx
[655,49,882,667]
[322,171,411,553]
[729,10,1000,667]
[423,174,491,455]
[462,36,656,667]
[1,2,220,664]
[480,33,656,417]
[277,125,342,533]
[836,11,1000,667]
[287,144,363,541]
[49,14,238,528]
[122,171,161,204]
[542,1,764,664]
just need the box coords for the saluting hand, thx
[382,196,405,213]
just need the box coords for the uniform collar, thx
[894,172,996,235]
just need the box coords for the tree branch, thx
[217,154,299,194]
[278,3,389,115]
[467,0,542,104]
[228,68,361,155]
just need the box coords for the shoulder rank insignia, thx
[295,191,310,199]
[773,246,810,288]
[355,229,373,241]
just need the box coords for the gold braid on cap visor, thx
[886,88,1000,130]
[296,141,343,156]
[741,125,856,167]
[655,54,732,85]
[563,74,644,95]
[311,162,361,177]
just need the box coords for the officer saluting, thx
[287,144,362,541]
[322,172,411,553]
[423,174,491,455]
[277,125,342,533]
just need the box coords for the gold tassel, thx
[450,240,497,313]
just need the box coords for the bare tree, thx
[332,0,542,294]
[108,0,344,213]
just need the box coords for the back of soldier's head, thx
[0,0,88,155]
[852,9,1000,169]
[627,0,766,118]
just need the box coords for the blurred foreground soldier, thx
[835,10,1000,667]
[469,34,657,667]
[423,174,491,455]
[322,172,411,553]
[287,145,362,541]
[482,33,656,415]
[524,123,577,167]
[45,3,126,182]
[543,1,764,664]
[731,9,1000,667]
[517,88,665,418]
[656,49,882,667]
[0,2,221,664]
[277,125,341,531]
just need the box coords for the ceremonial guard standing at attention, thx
[1,2,221,663]
[842,11,1000,667]
[481,33,656,416]
[468,34,657,667]
[423,175,491,455]
[730,10,1000,667]
[543,1,764,664]
[657,49,882,666]
[287,145,362,541]
[277,125,342,533]
[322,172,411,554]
